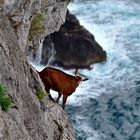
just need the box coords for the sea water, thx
[66,0,140,140]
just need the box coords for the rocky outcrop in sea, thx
[41,10,107,69]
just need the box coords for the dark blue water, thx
[65,0,140,140]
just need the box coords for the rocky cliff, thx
[0,0,75,140]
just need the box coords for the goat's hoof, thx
[49,98,55,102]
[49,101,55,108]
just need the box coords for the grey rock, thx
[28,0,69,61]
[0,0,75,140]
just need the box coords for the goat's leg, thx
[56,93,61,103]
[45,88,54,102]
[62,95,68,109]
[48,94,54,102]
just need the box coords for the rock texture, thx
[0,0,75,140]
[42,10,107,69]
[28,0,68,62]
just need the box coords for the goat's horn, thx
[77,73,89,81]
[74,68,79,76]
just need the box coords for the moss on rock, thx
[0,84,12,112]
[28,13,45,41]
[36,89,48,101]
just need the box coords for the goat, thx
[38,67,88,109]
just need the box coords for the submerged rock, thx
[42,10,107,69]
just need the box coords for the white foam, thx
[29,61,45,72]
[74,117,101,140]
[34,38,44,64]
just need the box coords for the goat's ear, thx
[82,78,89,81]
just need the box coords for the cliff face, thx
[0,0,75,140]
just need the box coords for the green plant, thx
[0,84,12,112]
[28,13,45,41]
[36,89,48,101]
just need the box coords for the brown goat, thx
[38,67,88,109]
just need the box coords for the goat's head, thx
[74,68,89,82]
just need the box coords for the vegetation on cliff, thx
[0,84,12,112]
[28,13,45,41]
[36,89,48,101]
